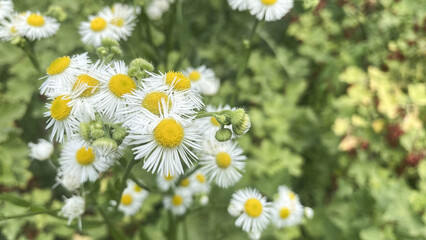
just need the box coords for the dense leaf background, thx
[0,0,425,239]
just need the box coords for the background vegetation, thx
[0,0,425,239]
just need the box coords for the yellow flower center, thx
[164,173,174,181]
[27,13,45,27]
[153,119,184,148]
[75,147,96,166]
[216,152,231,169]
[210,117,221,126]
[90,17,107,32]
[121,194,133,206]
[261,0,277,5]
[108,74,136,97]
[165,71,191,91]
[289,192,296,200]
[142,92,171,115]
[180,178,190,187]
[10,26,17,34]
[50,95,72,121]
[134,185,142,192]
[188,71,201,82]
[46,56,71,75]
[111,17,125,27]
[279,207,291,219]
[172,195,183,206]
[196,173,206,183]
[73,74,99,97]
[244,198,263,217]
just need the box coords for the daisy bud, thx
[214,114,228,125]
[112,127,127,141]
[93,137,118,154]
[11,36,25,46]
[28,139,54,161]
[80,123,90,141]
[230,108,246,126]
[232,114,251,135]
[60,173,81,191]
[59,195,85,227]
[97,47,108,56]
[130,58,154,72]
[111,46,122,56]
[200,195,209,206]
[94,122,103,129]
[101,38,119,48]
[47,6,67,22]
[215,128,232,142]
[90,129,105,139]
[304,207,314,219]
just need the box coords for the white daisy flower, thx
[40,53,91,97]
[125,179,149,201]
[248,0,294,22]
[59,195,85,229]
[16,11,59,40]
[100,4,140,40]
[79,14,118,47]
[144,71,203,110]
[184,66,220,96]
[59,139,111,183]
[0,0,13,20]
[177,176,195,194]
[92,61,137,119]
[227,0,249,11]
[197,105,235,138]
[163,187,193,215]
[230,188,272,234]
[44,95,80,143]
[199,139,246,188]
[156,172,178,191]
[0,14,21,42]
[271,186,304,228]
[189,171,210,194]
[118,188,144,216]
[146,0,170,20]
[129,108,202,176]
[28,139,54,161]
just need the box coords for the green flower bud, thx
[232,114,251,135]
[93,137,118,154]
[91,129,105,139]
[97,47,108,56]
[80,123,90,141]
[111,46,122,56]
[101,38,119,48]
[47,6,67,22]
[230,108,246,126]
[94,122,103,129]
[215,128,232,142]
[11,36,24,46]
[112,127,127,141]
[130,58,154,72]
[214,115,228,125]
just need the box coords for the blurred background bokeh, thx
[0,0,425,239]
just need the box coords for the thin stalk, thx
[115,158,140,208]
[0,209,60,221]
[167,211,178,240]
[21,41,41,73]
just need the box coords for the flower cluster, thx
[228,0,294,22]
[228,186,312,239]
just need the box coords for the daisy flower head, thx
[144,71,203,110]
[230,188,272,234]
[248,0,294,22]
[189,171,211,194]
[184,65,220,96]
[272,185,304,228]
[16,11,59,40]
[0,0,13,20]
[200,139,246,188]
[125,179,149,201]
[100,4,140,40]
[163,187,193,215]
[79,14,118,47]
[156,172,178,191]
[227,0,249,11]
[197,105,236,138]
[59,139,111,183]
[92,61,137,119]
[118,188,144,216]
[44,94,79,143]
[59,195,85,229]
[40,53,91,97]
[129,108,202,177]
[0,14,21,42]
[28,139,54,161]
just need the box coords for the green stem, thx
[0,209,60,221]
[167,211,178,240]
[21,41,41,73]
[115,158,140,208]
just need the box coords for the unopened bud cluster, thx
[47,6,67,22]
[128,58,154,80]
[96,38,122,63]
[214,108,251,142]
[80,118,127,153]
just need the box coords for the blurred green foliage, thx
[0,0,425,239]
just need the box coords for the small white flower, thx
[0,0,13,20]
[55,171,81,192]
[248,0,294,22]
[200,139,246,188]
[304,206,314,219]
[0,14,21,42]
[28,139,54,161]
[184,66,220,96]
[189,171,210,194]
[59,195,85,229]
[227,0,249,11]
[156,172,178,191]
[118,188,144,216]
[59,139,111,183]
[16,11,59,40]
[271,185,304,228]
[100,4,140,40]
[125,179,149,201]
[146,0,170,20]
[230,188,272,233]
[163,187,193,215]
[79,14,118,47]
